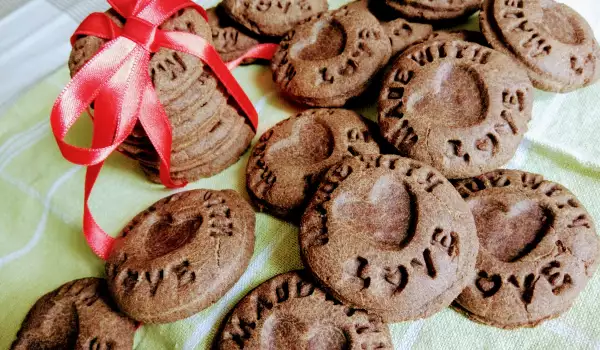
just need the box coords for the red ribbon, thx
[50,0,277,260]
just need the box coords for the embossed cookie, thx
[344,0,433,57]
[106,189,255,323]
[208,6,262,63]
[384,0,481,22]
[220,0,328,37]
[11,278,135,350]
[453,170,600,328]
[246,108,380,219]
[271,7,392,107]
[216,270,393,349]
[378,39,533,179]
[480,0,600,92]
[300,155,479,322]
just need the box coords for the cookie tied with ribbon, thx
[50,0,276,260]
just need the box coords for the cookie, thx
[384,0,481,22]
[378,39,533,179]
[220,0,328,38]
[11,278,135,350]
[246,108,380,219]
[343,0,433,57]
[207,6,263,63]
[271,7,392,107]
[480,0,600,92]
[216,270,393,349]
[300,154,479,322]
[453,170,600,328]
[382,17,433,57]
[105,189,255,323]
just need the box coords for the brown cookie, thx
[220,0,328,38]
[343,0,433,57]
[216,270,393,349]
[480,0,600,92]
[105,189,255,323]
[207,6,262,63]
[382,17,433,57]
[300,154,479,322]
[384,0,481,22]
[246,108,380,219]
[271,7,392,107]
[378,39,533,179]
[453,170,600,328]
[11,278,135,350]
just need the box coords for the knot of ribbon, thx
[50,0,277,260]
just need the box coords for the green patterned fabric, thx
[1,1,600,348]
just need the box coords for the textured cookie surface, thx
[221,0,328,37]
[480,0,600,92]
[106,189,255,323]
[378,39,533,179]
[216,270,393,349]
[11,278,135,350]
[453,170,600,328]
[246,108,379,219]
[384,0,481,21]
[207,6,262,63]
[300,155,478,322]
[271,6,392,107]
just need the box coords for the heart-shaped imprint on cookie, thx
[293,19,347,61]
[145,213,203,260]
[246,108,379,219]
[333,174,416,250]
[262,315,349,349]
[470,195,554,262]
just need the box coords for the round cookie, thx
[207,6,262,63]
[216,270,393,349]
[300,154,479,322]
[480,0,600,92]
[105,189,255,323]
[11,278,135,350]
[220,0,328,38]
[453,170,600,328]
[384,0,481,22]
[271,7,392,107]
[246,108,380,219]
[378,39,533,179]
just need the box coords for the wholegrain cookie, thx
[384,0,481,22]
[453,170,600,328]
[208,6,263,63]
[216,270,393,349]
[105,189,255,323]
[378,39,533,179]
[300,155,478,322]
[480,0,600,92]
[11,278,135,350]
[220,0,328,37]
[246,108,380,219]
[271,7,392,107]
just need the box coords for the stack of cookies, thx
[69,8,255,183]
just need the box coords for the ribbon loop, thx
[121,16,157,51]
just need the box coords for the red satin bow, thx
[50,0,277,260]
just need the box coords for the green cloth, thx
[1,1,600,348]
